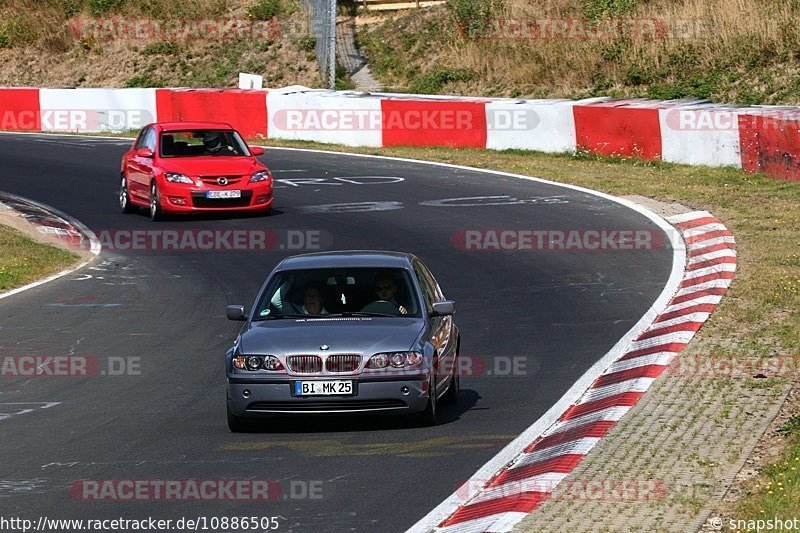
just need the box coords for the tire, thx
[442,354,460,405]
[419,374,439,426]
[227,404,251,433]
[149,182,165,221]
[119,174,136,214]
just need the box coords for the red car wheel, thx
[120,174,136,214]
[150,182,165,221]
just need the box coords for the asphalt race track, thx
[0,133,673,532]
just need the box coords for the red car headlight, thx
[165,173,193,184]
[249,171,271,183]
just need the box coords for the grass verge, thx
[735,414,800,524]
[359,0,800,104]
[0,224,81,292]
[0,0,321,88]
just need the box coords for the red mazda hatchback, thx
[120,122,274,221]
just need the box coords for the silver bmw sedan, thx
[225,251,460,431]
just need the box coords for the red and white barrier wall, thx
[485,98,607,153]
[38,88,157,132]
[267,86,381,147]
[1,86,799,181]
[0,88,41,131]
[156,88,268,139]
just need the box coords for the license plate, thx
[293,380,353,396]
[206,190,241,199]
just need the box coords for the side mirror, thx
[250,146,265,156]
[431,300,455,317]
[136,148,154,158]
[226,305,247,321]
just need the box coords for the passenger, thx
[161,134,175,156]
[372,274,408,315]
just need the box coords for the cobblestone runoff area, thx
[514,341,791,533]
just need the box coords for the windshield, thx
[160,130,250,157]
[253,267,421,320]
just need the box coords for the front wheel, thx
[119,175,136,214]
[227,404,251,433]
[442,355,460,405]
[149,182,165,221]
[419,374,439,426]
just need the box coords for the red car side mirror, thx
[250,146,265,156]
[136,148,154,158]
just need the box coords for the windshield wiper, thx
[252,313,307,321]
[327,312,397,318]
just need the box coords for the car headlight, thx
[165,172,193,184]
[249,170,271,183]
[366,353,389,369]
[262,355,283,371]
[406,351,423,366]
[233,355,284,371]
[245,356,264,371]
[366,351,423,369]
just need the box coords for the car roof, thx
[278,251,415,270]
[154,122,234,132]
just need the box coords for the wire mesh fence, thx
[298,0,337,88]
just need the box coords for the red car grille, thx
[199,175,243,185]
[287,355,322,374]
[325,355,361,373]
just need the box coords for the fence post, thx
[329,0,337,89]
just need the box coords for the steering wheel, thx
[361,300,401,315]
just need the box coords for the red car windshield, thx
[160,130,250,157]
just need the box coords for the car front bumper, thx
[159,182,273,213]
[227,375,430,417]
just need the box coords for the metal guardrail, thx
[298,0,337,89]
[298,0,443,88]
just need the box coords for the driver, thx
[372,274,408,315]
[300,284,327,315]
[201,131,231,154]
[270,277,328,316]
